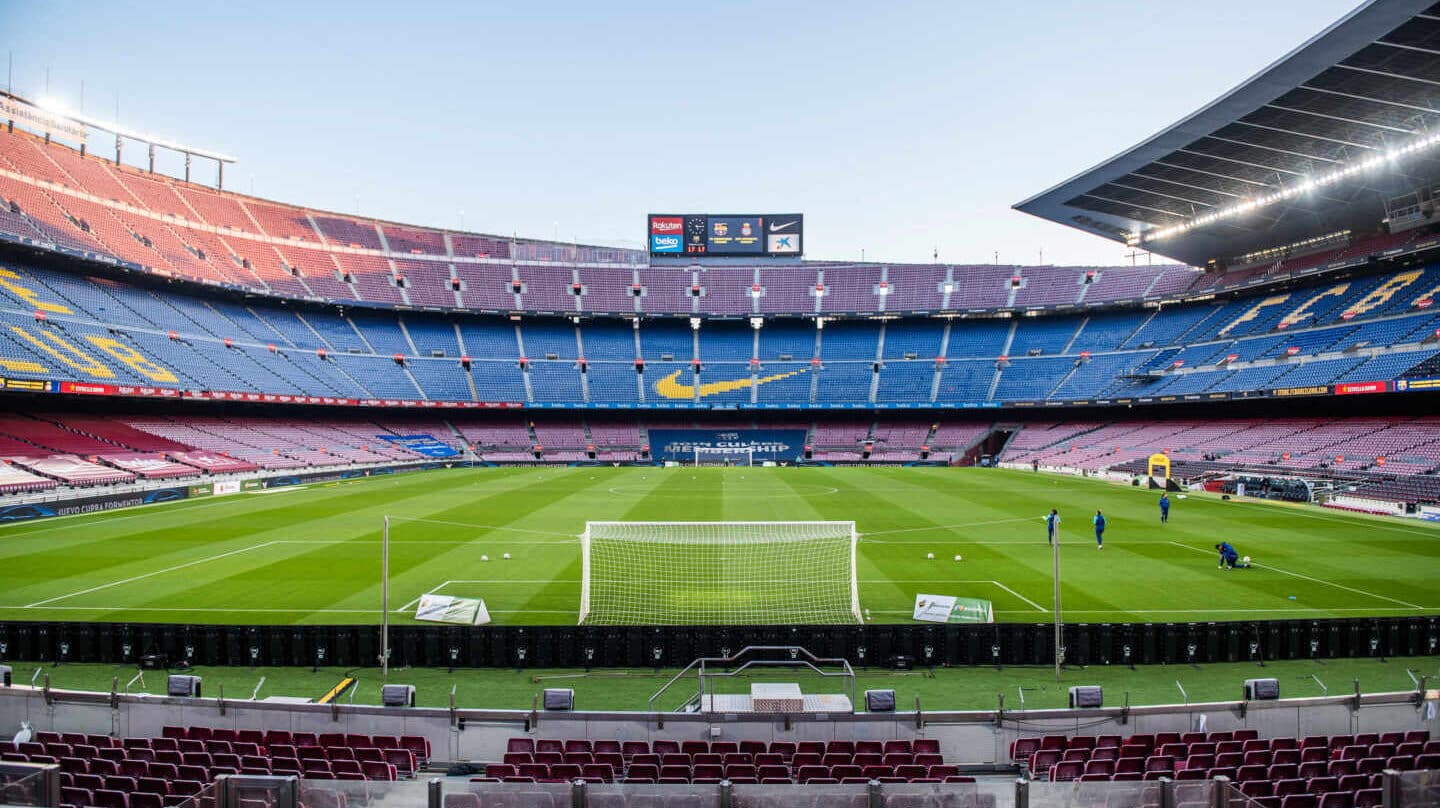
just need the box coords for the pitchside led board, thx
[649,214,804,257]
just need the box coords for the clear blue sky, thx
[5,0,1361,265]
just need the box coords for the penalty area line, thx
[1166,541,1422,609]
[24,541,281,608]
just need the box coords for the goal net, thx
[694,447,753,466]
[579,521,861,625]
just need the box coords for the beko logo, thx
[652,235,681,250]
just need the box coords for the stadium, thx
[0,1,1437,807]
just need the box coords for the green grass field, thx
[0,466,1436,625]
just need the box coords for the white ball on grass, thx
[926,552,935,560]
[481,554,489,562]
[503,552,511,560]
[954,554,962,562]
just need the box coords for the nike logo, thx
[769,221,797,233]
[654,368,808,399]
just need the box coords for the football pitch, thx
[0,466,1436,626]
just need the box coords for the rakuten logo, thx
[651,216,683,234]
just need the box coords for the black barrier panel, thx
[0,616,1438,668]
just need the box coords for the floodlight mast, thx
[381,515,390,681]
[1053,528,1063,683]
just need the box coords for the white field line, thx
[862,517,1039,538]
[990,580,1049,612]
[278,539,580,546]
[396,579,454,613]
[869,606,1437,616]
[385,517,575,537]
[858,579,1047,613]
[0,497,243,535]
[1167,541,1423,609]
[0,605,577,615]
[1222,497,1440,538]
[24,541,280,607]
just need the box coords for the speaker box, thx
[889,655,914,671]
[864,689,896,712]
[1244,678,1279,700]
[1068,685,1103,708]
[543,688,574,711]
[0,664,10,687]
[381,684,416,707]
[167,674,202,698]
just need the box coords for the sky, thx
[3,0,1364,266]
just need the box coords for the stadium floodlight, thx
[578,521,861,625]
[1141,130,1440,244]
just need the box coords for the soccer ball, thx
[503,552,511,560]
[954,554,962,562]
[1242,555,1251,565]
[481,554,490,562]
[926,552,935,560]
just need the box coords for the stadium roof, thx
[1016,0,1440,267]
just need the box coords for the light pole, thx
[1053,527,1063,683]
[380,515,390,680]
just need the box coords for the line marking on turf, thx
[0,497,244,535]
[1221,497,1440,538]
[23,542,280,608]
[862,517,1039,538]
[0,605,580,615]
[868,607,1438,616]
[396,580,454,613]
[386,517,575,537]
[989,580,1048,612]
[1166,541,1423,609]
[859,579,1047,612]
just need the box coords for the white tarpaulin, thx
[415,594,490,625]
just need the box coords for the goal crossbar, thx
[580,521,861,626]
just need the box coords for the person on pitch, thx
[1215,541,1248,569]
[1045,508,1060,545]
[1093,509,1105,549]
[1159,492,1171,524]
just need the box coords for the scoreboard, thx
[649,214,803,257]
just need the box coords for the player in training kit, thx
[1093,510,1105,549]
[1045,509,1060,545]
[1159,493,1170,523]
[1216,541,1242,569]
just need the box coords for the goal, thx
[579,521,861,625]
[694,447,753,466]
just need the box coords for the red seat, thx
[93,789,129,808]
[756,765,790,781]
[550,763,582,781]
[1274,779,1307,797]
[621,741,649,759]
[626,764,658,781]
[384,748,415,776]
[1355,790,1383,808]
[1049,761,1083,782]
[681,741,710,757]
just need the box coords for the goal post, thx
[693,446,753,466]
[579,521,861,625]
